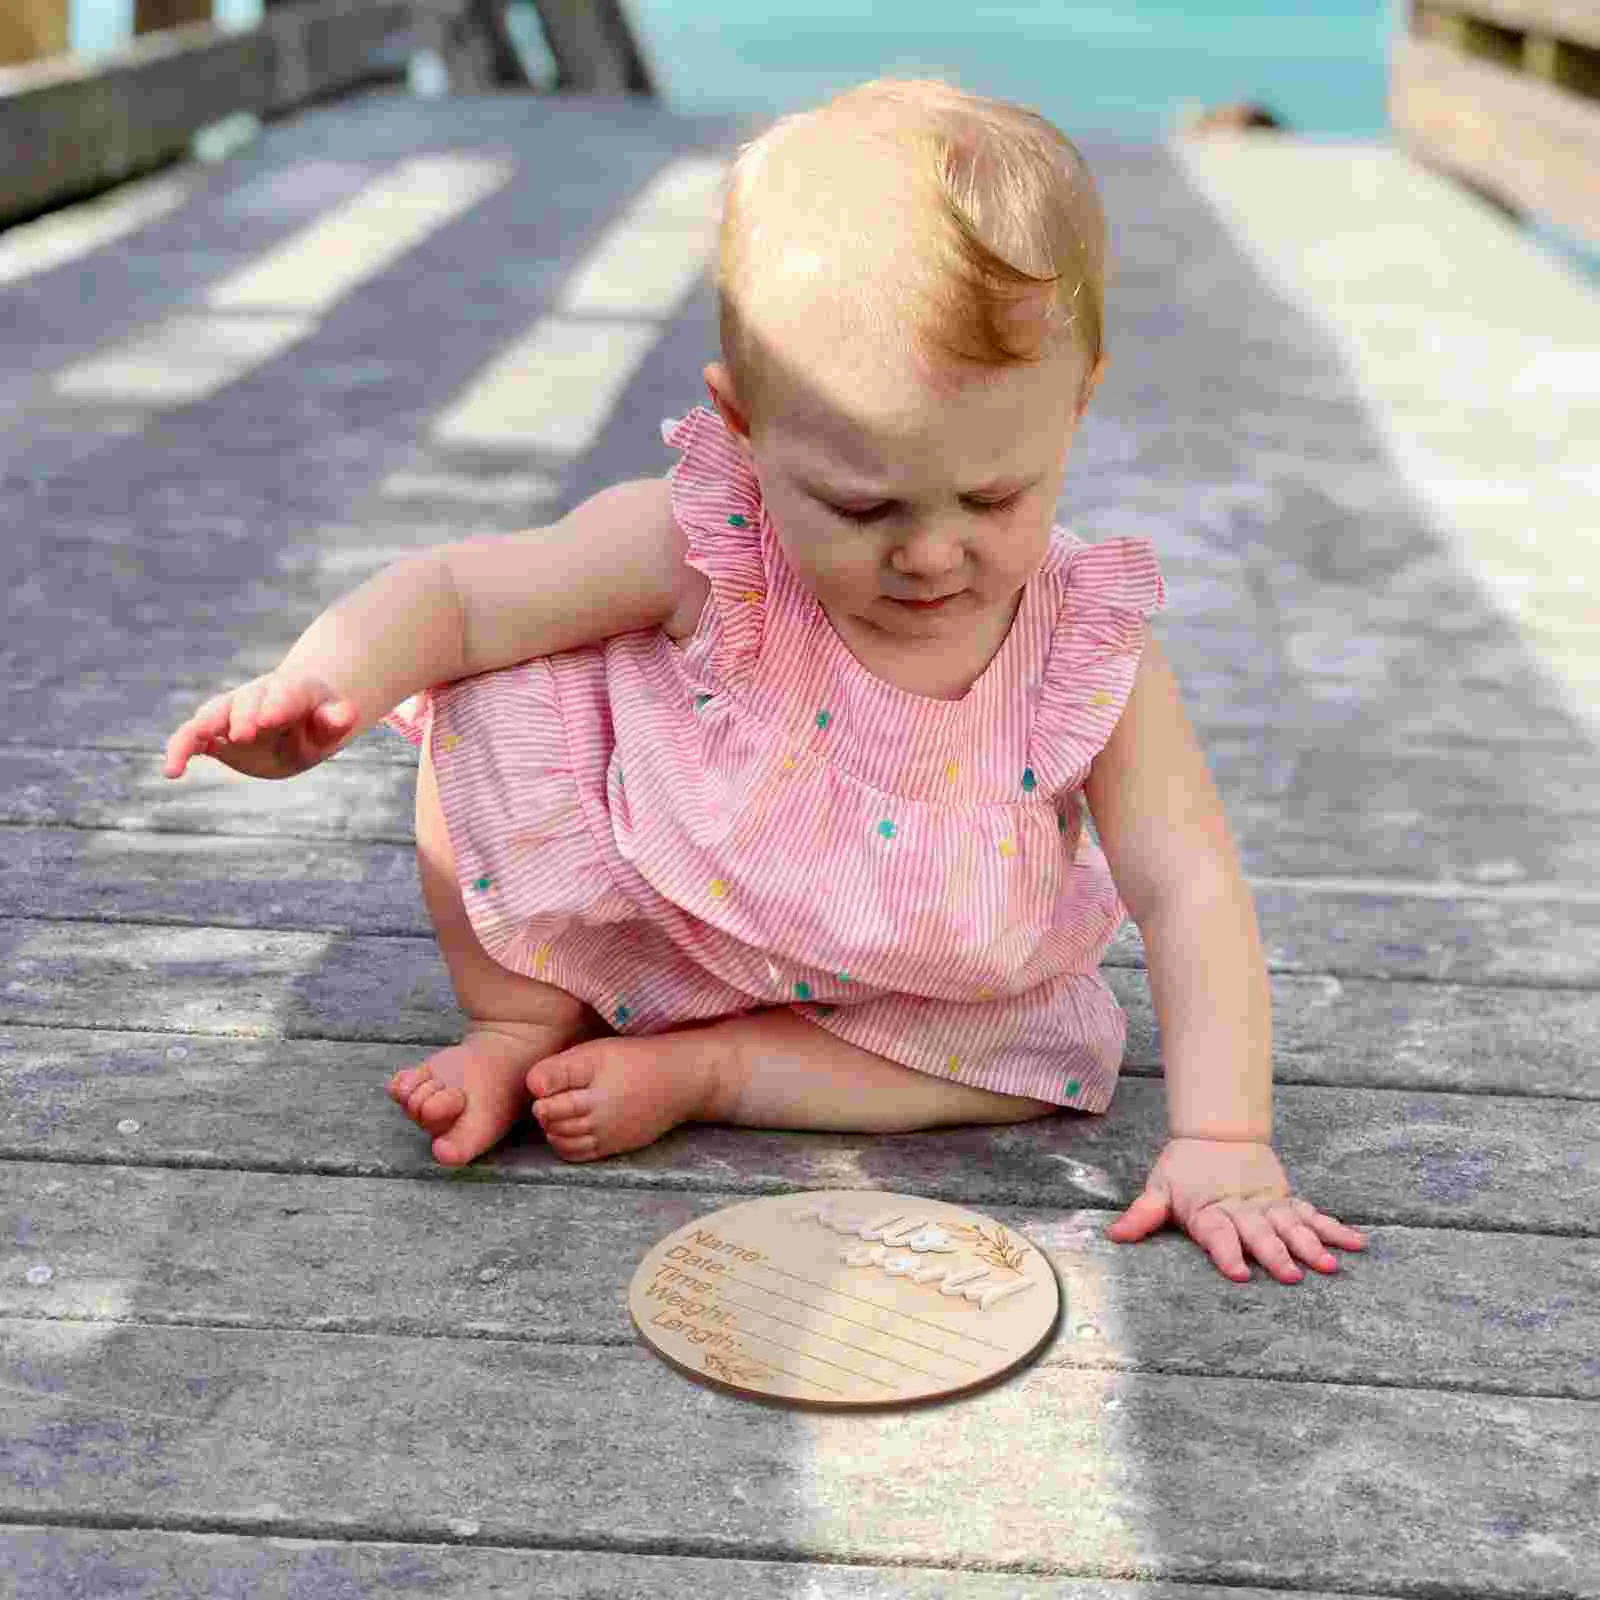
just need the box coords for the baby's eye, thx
[965,492,1023,514]
[827,501,894,523]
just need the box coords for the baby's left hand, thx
[1107,1137,1367,1283]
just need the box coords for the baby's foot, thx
[388,1020,582,1166]
[526,1029,729,1162]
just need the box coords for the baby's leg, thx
[387,740,600,1165]
[527,1006,1056,1162]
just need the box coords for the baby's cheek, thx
[781,528,869,600]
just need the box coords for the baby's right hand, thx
[163,672,358,781]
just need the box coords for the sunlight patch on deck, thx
[52,311,314,406]
[1173,137,1600,731]
[206,155,514,314]
[49,156,514,409]
[791,1204,1146,1573]
[0,169,199,287]
[376,469,561,506]
[431,155,724,455]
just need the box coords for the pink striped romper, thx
[387,405,1164,1109]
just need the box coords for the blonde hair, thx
[718,78,1109,412]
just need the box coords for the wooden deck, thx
[2,91,1596,1596]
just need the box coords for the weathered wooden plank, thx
[6,647,1590,768]
[0,827,429,935]
[1441,0,1600,54]
[9,821,1600,992]
[0,1024,1593,1232]
[0,1527,1389,1600]
[1391,35,1600,244]
[11,734,1600,849]
[5,1164,1594,1398]
[5,915,1600,1099]
[2,1320,1593,1593]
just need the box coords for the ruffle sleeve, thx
[1029,535,1166,792]
[660,407,767,691]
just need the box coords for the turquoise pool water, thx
[626,0,1398,142]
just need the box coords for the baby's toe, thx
[533,1088,593,1128]
[388,1064,428,1103]
[545,1126,600,1162]
[416,1083,468,1133]
[526,1045,598,1102]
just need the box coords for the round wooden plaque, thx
[628,1190,1061,1408]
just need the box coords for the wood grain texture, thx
[1391,36,1600,243]
[2,1320,1593,1592]
[4,1167,1594,1398]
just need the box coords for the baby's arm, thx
[165,478,706,779]
[1084,631,1366,1282]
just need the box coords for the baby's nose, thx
[890,523,965,576]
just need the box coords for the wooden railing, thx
[1390,0,1600,243]
[0,0,654,230]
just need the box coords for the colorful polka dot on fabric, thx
[727,513,749,528]
[1090,690,1113,707]
[835,971,851,983]
[945,1053,961,1076]
[532,943,551,975]
[794,981,813,1001]
[816,709,831,730]
[614,1001,632,1027]
[1065,1078,1082,1098]
[781,754,797,771]
[976,986,996,1001]
[741,590,762,603]
[944,760,960,783]
[473,875,493,891]
[997,837,1016,859]
[1021,767,1037,792]
[439,733,462,752]
[693,693,714,712]
[709,878,729,900]
[877,819,897,840]
[1057,813,1069,832]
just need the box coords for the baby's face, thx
[715,338,1099,660]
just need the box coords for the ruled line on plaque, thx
[720,1271,981,1370]
[742,1360,843,1398]
[709,1286,953,1382]
[746,1259,1017,1354]
[716,1312,898,1390]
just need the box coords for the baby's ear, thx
[1077,351,1110,418]
[703,361,753,448]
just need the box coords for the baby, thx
[164,78,1365,1284]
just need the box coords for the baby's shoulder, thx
[1039,527,1165,618]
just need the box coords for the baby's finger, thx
[255,676,307,728]
[227,680,270,743]
[1186,1206,1252,1282]
[1301,1206,1367,1252]
[310,699,357,740]
[163,699,227,775]
[1268,1202,1340,1273]
[1230,1207,1304,1284]
[186,691,237,742]
[162,730,192,778]
[1106,1187,1170,1243]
